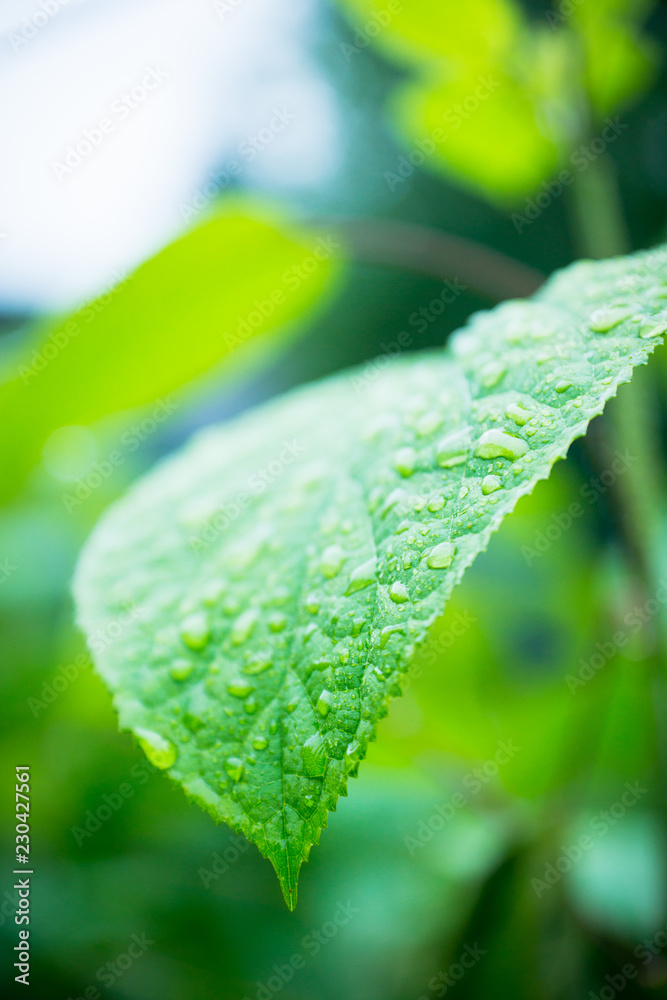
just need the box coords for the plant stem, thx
[306,217,546,301]
[571,145,667,785]
[572,155,665,589]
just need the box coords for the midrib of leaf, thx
[74,247,667,908]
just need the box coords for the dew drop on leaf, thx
[394,446,417,477]
[170,659,194,681]
[389,581,410,603]
[301,732,327,776]
[224,756,244,782]
[227,678,253,699]
[231,608,258,645]
[475,428,530,460]
[316,689,333,716]
[179,612,210,651]
[426,541,455,569]
[481,474,503,495]
[136,728,177,770]
[320,545,345,579]
[435,430,468,468]
[589,306,633,332]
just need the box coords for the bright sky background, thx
[0,0,340,311]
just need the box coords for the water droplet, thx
[481,474,502,495]
[225,756,244,782]
[346,558,376,595]
[380,487,410,519]
[389,581,409,603]
[380,623,404,647]
[475,428,529,461]
[305,594,320,614]
[243,654,272,675]
[346,739,360,757]
[301,623,318,645]
[170,659,194,681]
[183,711,204,733]
[253,736,268,751]
[394,446,417,477]
[427,495,445,513]
[426,542,455,569]
[351,617,366,636]
[589,306,633,332]
[479,360,506,388]
[244,697,258,715]
[180,612,210,651]
[639,315,667,339]
[227,678,253,699]
[316,689,333,716]
[136,728,177,770]
[436,430,468,468]
[223,596,241,616]
[231,608,258,645]
[505,402,532,426]
[268,612,287,633]
[320,544,344,579]
[416,410,442,436]
[301,732,327,777]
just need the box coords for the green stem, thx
[573,156,664,582]
[569,154,629,259]
[571,143,667,785]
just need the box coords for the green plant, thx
[73,241,667,908]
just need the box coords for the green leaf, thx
[74,245,667,908]
[0,202,339,505]
[337,0,657,203]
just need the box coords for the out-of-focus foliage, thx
[338,0,658,201]
[0,204,339,504]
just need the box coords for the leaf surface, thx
[74,246,667,907]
